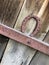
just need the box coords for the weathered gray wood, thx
[30,4,49,65]
[0,0,24,61]
[30,52,49,65]
[1,0,45,65]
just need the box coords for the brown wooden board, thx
[1,0,48,65]
[0,0,24,61]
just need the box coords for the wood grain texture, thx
[30,4,49,65]
[0,0,24,61]
[1,0,45,65]
[0,0,24,27]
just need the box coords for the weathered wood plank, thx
[0,0,24,27]
[30,32,49,65]
[1,0,45,65]
[30,4,49,65]
[0,0,24,61]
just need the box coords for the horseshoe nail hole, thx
[24,18,36,35]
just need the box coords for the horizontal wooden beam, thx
[0,23,49,55]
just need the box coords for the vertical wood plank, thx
[30,4,49,65]
[0,0,24,61]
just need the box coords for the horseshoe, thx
[21,0,49,36]
[21,14,41,36]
